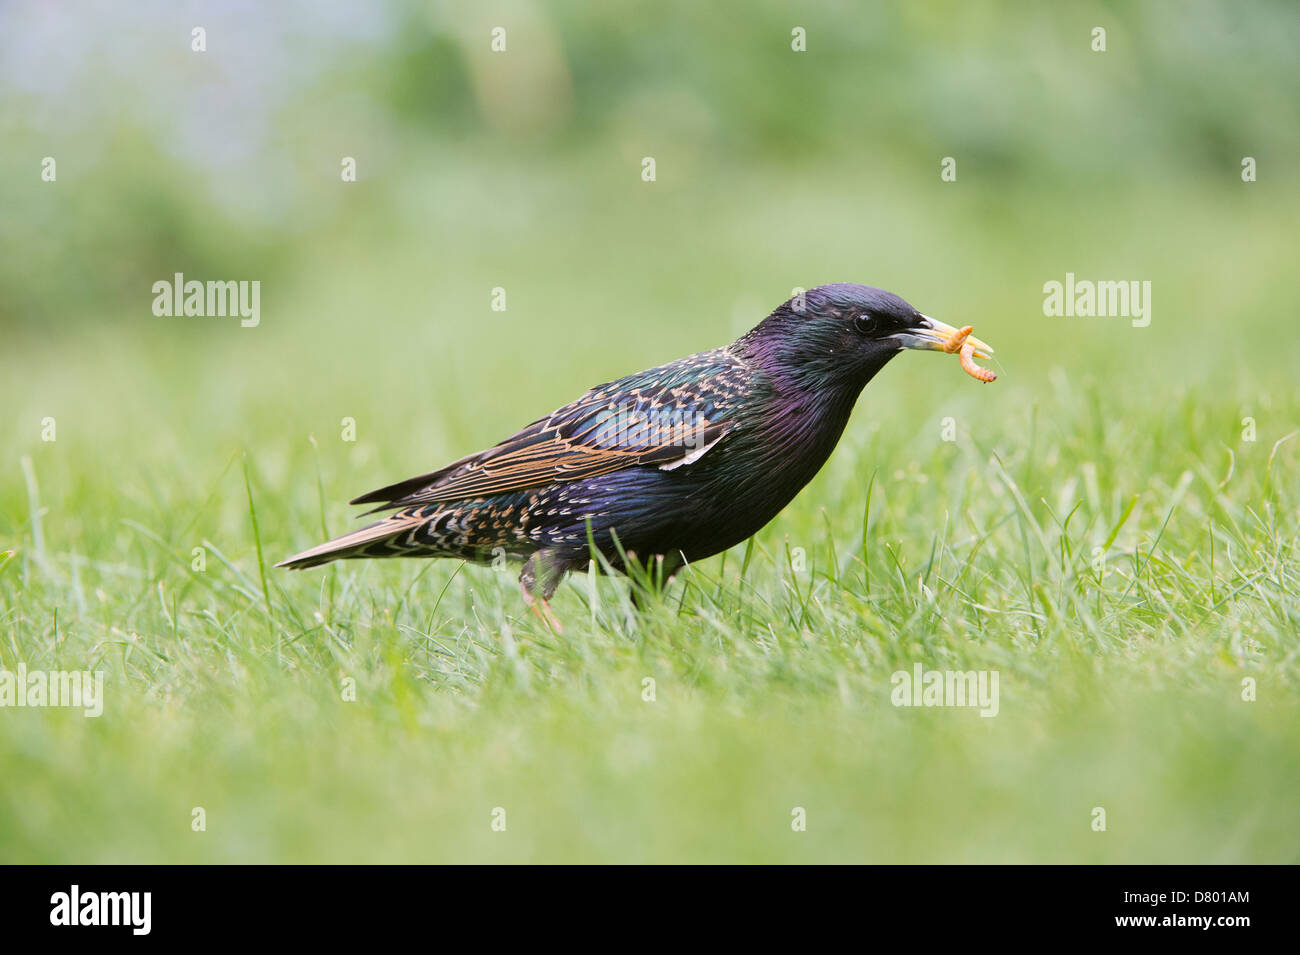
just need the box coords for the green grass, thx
[3,253,1298,860]
[2,0,1299,857]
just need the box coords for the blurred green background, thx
[1,1,1297,863]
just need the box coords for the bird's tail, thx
[276,513,426,570]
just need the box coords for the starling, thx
[278,284,994,629]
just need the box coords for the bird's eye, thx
[853,313,879,335]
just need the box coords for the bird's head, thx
[737,283,993,394]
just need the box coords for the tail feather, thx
[276,513,426,570]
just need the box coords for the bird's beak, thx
[891,315,994,359]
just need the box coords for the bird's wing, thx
[350,349,750,511]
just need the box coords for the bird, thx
[277,283,995,630]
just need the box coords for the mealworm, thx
[940,324,996,382]
[959,339,997,382]
[941,325,973,354]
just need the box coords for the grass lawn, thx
[3,150,1298,862]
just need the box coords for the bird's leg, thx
[628,552,683,611]
[519,551,566,634]
[522,586,563,633]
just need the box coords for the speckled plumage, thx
[279,283,989,623]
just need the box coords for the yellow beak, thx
[892,315,995,359]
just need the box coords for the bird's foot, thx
[521,585,564,634]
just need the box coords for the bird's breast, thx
[661,393,857,557]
